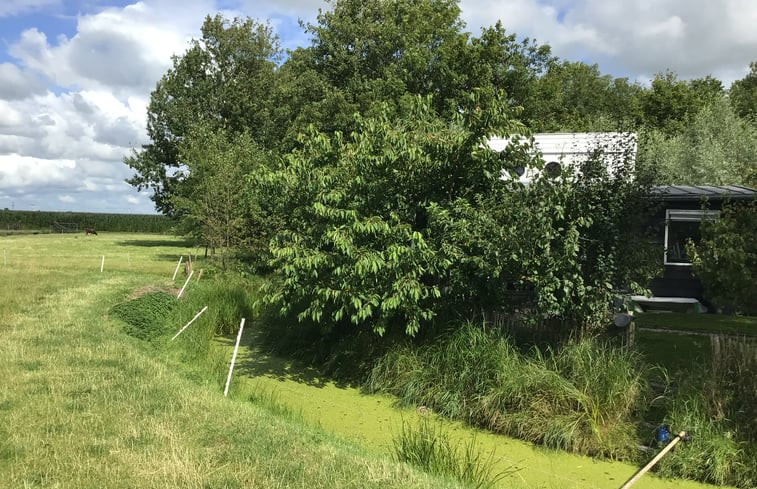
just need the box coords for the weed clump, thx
[393,418,512,489]
[110,292,176,341]
[656,336,757,488]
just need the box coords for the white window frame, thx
[664,209,720,266]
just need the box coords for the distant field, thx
[0,209,173,234]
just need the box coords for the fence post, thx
[224,318,246,397]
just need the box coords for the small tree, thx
[172,124,265,267]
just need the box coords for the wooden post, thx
[196,268,204,282]
[100,255,105,273]
[177,270,194,299]
[619,431,687,489]
[172,256,183,281]
[171,306,208,340]
[224,318,246,397]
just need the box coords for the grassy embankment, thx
[1,233,745,489]
[0,233,462,489]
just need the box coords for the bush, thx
[367,323,653,459]
[688,201,757,314]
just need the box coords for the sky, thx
[1,0,755,214]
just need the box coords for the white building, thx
[488,132,637,183]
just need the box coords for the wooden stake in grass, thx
[224,318,246,397]
[171,306,208,340]
[619,431,687,489]
[196,268,203,282]
[100,255,105,273]
[177,270,194,299]
[172,256,183,281]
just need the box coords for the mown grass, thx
[636,312,757,336]
[0,233,464,489]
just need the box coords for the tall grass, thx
[368,323,653,460]
[656,336,757,488]
[393,418,511,489]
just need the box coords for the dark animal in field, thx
[85,228,98,235]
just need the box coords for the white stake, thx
[171,306,208,340]
[172,256,184,281]
[196,268,204,282]
[224,318,246,397]
[100,255,105,273]
[177,270,194,298]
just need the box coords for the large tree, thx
[170,124,267,266]
[637,97,757,186]
[263,94,655,336]
[125,15,281,214]
[730,61,757,122]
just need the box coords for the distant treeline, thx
[0,210,173,234]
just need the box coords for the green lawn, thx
[0,233,736,489]
[635,312,757,336]
[0,233,461,489]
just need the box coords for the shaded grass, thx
[636,312,757,336]
[636,331,710,374]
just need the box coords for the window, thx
[664,209,719,265]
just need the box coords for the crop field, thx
[0,233,738,489]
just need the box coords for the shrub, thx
[687,200,757,314]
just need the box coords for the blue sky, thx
[1,0,755,214]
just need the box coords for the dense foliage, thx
[123,1,753,333]
[262,95,655,336]
[687,201,757,314]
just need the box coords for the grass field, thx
[0,233,737,489]
[636,312,757,336]
[0,233,462,489]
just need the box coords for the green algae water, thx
[225,336,727,489]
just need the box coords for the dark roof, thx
[651,185,757,202]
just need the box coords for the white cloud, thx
[58,194,75,203]
[0,0,59,17]
[0,63,46,100]
[0,153,76,189]
[459,0,757,83]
